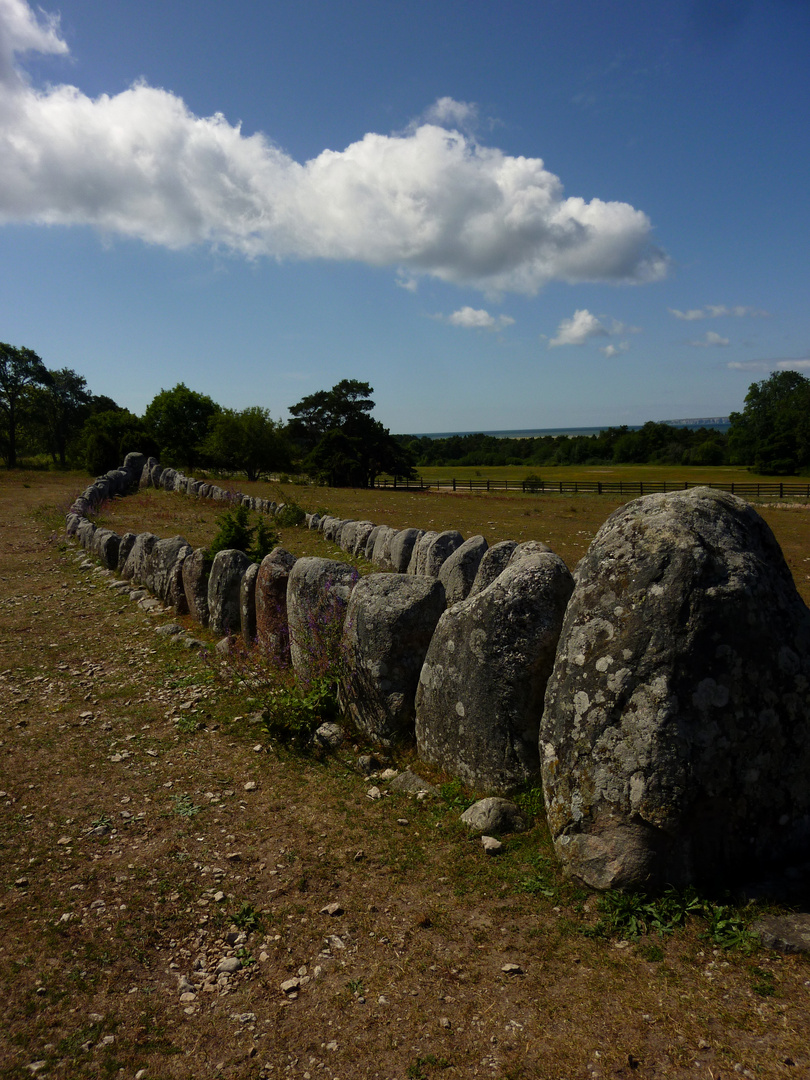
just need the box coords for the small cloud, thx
[727,361,769,372]
[600,342,629,358]
[671,304,768,321]
[423,97,479,132]
[690,331,730,347]
[776,358,810,371]
[446,306,514,330]
[549,308,608,346]
[395,272,418,292]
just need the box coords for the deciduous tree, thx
[0,343,51,468]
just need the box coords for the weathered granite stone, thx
[424,530,464,578]
[468,541,518,597]
[334,520,355,550]
[255,547,297,660]
[388,770,440,796]
[146,536,191,611]
[508,540,552,565]
[93,529,121,571]
[65,513,82,538]
[752,914,810,954]
[438,535,488,606]
[122,532,158,583]
[341,574,446,746]
[76,518,96,550]
[139,463,153,488]
[208,549,253,636]
[364,525,383,560]
[116,533,136,574]
[407,531,438,576]
[460,798,526,835]
[107,469,130,494]
[287,558,359,684]
[350,522,376,557]
[371,526,398,570]
[149,464,163,488]
[240,563,259,644]
[160,468,177,491]
[416,552,574,794]
[390,528,424,573]
[182,547,212,627]
[541,487,810,892]
[122,452,147,478]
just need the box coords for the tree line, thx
[2,341,808,480]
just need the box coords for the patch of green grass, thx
[231,901,263,932]
[171,793,202,818]
[407,1054,451,1079]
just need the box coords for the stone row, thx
[65,455,810,892]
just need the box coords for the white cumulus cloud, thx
[690,331,730,347]
[549,308,636,348]
[446,306,514,330]
[0,0,669,296]
[549,309,608,346]
[600,342,629,358]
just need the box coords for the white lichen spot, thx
[692,678,729,710]
[455,701,465,717]
[595,655,614,672]
[629,773,646,809]
[573,690,590,717]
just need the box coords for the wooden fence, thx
[373,476,810,499]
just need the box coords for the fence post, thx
[780,482,784,498]
[598,481,602,494]
[487,479,490,491]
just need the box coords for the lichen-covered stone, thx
[287,558,358,684]
[468,540,518,597]
[121,533,157,582]
[208,549,253,636]
[240,563,259,644]
[407,530,438,575]
[145,536,192,610]
[371,526,398,570]
[424,530,464,578]
[255,547,297,660]
[182,548,212,627]
[438,535,488,606]
[390,528,424,573]
[341,574,446,746]
[541,488,810,892]
[416,552,573,794]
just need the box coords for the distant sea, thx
[407,417,731,440]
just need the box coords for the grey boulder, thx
[208,549,253,636]
[416,552,573,794]
[341,574,446,746]
[541,488,810,892]
[286,558,359,683]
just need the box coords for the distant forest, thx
[398,422,728,469]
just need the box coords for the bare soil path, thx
[1,472,808,1080]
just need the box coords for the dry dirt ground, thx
[1,471,809,1080]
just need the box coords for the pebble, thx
[366,786,382,800]
[320,902,344,917]
[243,781,257,791]
[216,957,242,974]
[280,977,300,995]
[501,963,524,975]
[481,835,503,855]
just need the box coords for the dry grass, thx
[1,469,809,1080]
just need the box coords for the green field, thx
[414,463,766,485]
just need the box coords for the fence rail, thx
[373,476,810,499]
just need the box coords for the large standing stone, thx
[287,558,358,684]
[424,530,464,578]
[255,548,297,660]
[240,563,260,644]
[416,552,574,794]
[341,574,446,746]
[407,531,438,576]
[541,488,810,892]
[92,528,121,571]
[146,536,192,611]
[121,533,157,583]
[182,548,212,627]
[469,541,518,597]
[390,528,424,573]
[438,535,488,606]
[371,526,398,570]
[117,533,137,574]
[208,550,253,636]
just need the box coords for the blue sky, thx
[1,0,808,434]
